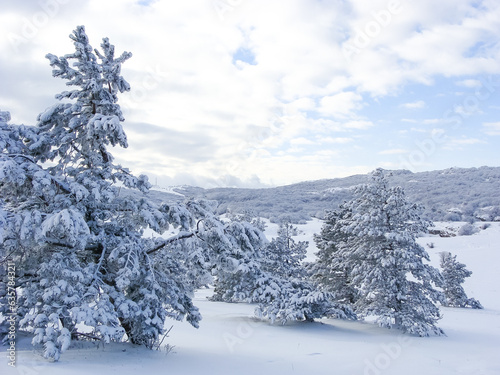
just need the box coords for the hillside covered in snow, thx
[143,166,500,223]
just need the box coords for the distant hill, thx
[138,166,500,223]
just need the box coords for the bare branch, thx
[146,219,204,255]
[73,331,103,341]
[146,231,195,255]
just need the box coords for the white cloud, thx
[410,128,428,133]
[443,137,487,150]
[400,100,426,109]
[483,122,500,135]
[454,104,484,117]
[423,118,442,124]
[1,0,499,187]
[378,149,407,155]
[343,120,374,130]
[285,98,316,114]
[290,137,316,146]
[320,137,354,144]
[452,138,485,145]
[431,128,446,138]
[456,79,482,88]
[318,92,364,118]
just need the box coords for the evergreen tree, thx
[0,26,201,359]
[253,276,354,324]
[207,217,354,324]
[254,221,355,324]
[261,222,307,278]
[331,169,444,336]
[440,251,483,309]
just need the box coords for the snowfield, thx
[4,221,500,375]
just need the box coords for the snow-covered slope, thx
[155,166,500,223]
[4,221,500,375]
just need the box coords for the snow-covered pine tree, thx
[253,275,355,324]
[0,27,203,360]
[0,110,79,353]
[439,251,483,309]
[333,169,444,336]
[309,205,358,305]
[261,222,307,278]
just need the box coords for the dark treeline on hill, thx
[133,166,500,224]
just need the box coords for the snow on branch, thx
[146,218,206,254]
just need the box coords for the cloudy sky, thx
[1,0,499,188]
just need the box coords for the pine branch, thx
[0,248,18,265]
[7,153,36,163]
[7,153,73,195]
[146,219,203,255]
[146,231,196,255]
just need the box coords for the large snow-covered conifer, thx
[324,169,444,336]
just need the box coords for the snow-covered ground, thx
[3,221,500,375]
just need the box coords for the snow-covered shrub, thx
[444,212,462,221]
[457,223,479,236]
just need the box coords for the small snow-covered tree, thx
[205,216,354,324]
[439,252,482,309]
[253,275,355,324]
[254,222,354,324]
[331,169,444,336]
[261,222,307,278]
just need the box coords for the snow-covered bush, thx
[444,212,462,222]
[479,223,491,230]
[457,223,479,236]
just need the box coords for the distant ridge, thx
[141,166,500,223]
